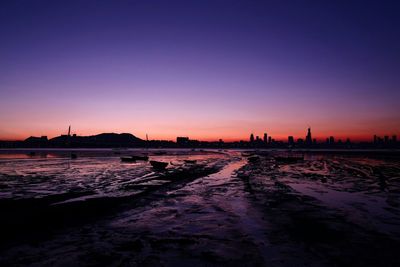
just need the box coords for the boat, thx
[184,159,197,164]
[153,151,167,155]
[247,156,260,163]
[131,155,149,161]
[150,160,168,170]
[120,156,136,163]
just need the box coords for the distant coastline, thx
[0,131,398,150]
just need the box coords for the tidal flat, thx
[0,149,399,266]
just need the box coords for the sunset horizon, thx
[1,1,400,266]
[1,127,397,143]
[1,1,399,144]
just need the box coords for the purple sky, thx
[0,0,399,141]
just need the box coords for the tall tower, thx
[66,125,71,147]
[250,133,255,143]
[305,127,312,146]
[263,133,268,143]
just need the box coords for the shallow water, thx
[0,150,224,201]
[1,149,400,266]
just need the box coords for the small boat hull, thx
[150,160,168,170]
[247,156,260,163]
[121,157,136,163]
[131,156,149,161]
[154,151,167,155]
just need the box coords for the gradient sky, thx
[1,0,399,141]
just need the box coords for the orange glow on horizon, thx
[1,128,397,143]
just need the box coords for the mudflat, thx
[0,149,399,266]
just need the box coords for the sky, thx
[0,0,399,141]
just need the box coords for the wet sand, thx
[0,149,399,266]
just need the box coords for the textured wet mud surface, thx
[238,151,400,266]
[0,150,400,266]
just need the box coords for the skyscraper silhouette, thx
[250,133,254,143]
[329,136,335,145]
[305,127,312,146]
[384,136,389,143]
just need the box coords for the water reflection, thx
[0,150,226,201]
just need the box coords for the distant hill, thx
[18,133,145,148]
[48,133,144,147]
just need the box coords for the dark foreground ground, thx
[0,149,399,266]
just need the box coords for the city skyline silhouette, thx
[1,1,399,141]
[1,2,400,266]
[1,125,398,149]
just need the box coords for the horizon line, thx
[1,131,397,143]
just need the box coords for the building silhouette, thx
[250,133,254,143]
[297,138,304,145]
[288,136,294,145]
[384,136,389,143]
[177,137,189,145]
[329,136,335,145]
[305,127,312,146]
